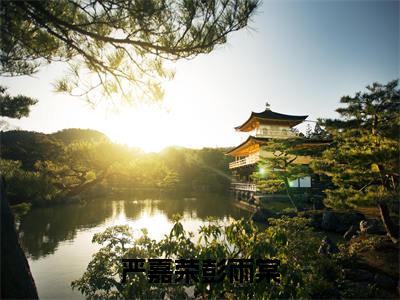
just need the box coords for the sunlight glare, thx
[101,106,175,152]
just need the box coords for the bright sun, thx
[100,106,175,152]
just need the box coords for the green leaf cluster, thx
[72,217,343,299]
[253,137,328,211]
[1,0,259,104]
[0,86,38,119]
[0,130,233,205]
[312,80,399,209]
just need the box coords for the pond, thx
[18,192,251,299]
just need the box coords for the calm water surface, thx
[18,193,250,299]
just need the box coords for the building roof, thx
[225,135,332,157]
[235,108,308,132]
[225,136,269,156]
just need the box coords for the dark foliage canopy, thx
[0,130,63,170]
[312,80,400,241]
[0,86,38,119]
[0,129,233,206]
[1,0,259,103]
[50,128,109,145]
[313,80,400,207]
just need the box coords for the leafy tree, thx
[305,123,313,138]
[0,130,63,170]
[0,159,59,206]
[0,86,37,119]
[160,170,181,189]
[312,80,400,243]
[1,129,236,204]
[72,216,343,299]
[1,0,259,103]
[50,128,109,145]
[309,122,331,140]
[1,137,136,205]
[304,122,331,140]
[253,138,328,212]
[35,141,132,199]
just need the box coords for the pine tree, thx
[0,86,37,119]
[254,137,328,212]
[312,80,399,242]
[1,0,259,103]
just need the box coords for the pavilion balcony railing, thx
[230,182,258,192]
[255,129,295,138]
[229,153,260,169]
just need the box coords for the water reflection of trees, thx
[19,193,248,259]
[123,192,248,221]
[19,200,112,259]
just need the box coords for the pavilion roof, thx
[225,136,269,156]
[235,108,308,132]
[225,136,331,157]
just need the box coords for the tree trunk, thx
[64,169,109,198]
[377,201,399,243]
[64,177,102,198]
[1,176,39,298]
[283,177,298,212]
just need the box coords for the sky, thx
[1,0,399,152]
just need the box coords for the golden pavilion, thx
[226,103,327,201]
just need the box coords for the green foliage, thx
[0,130,134,204]
[1,0,259,103]
[10,202,32,222]
[0,130,63,170]
[0,159,60,205]
[50,128,109,145]
[348,235,388,255]
[0,86,38,119]
[72,217,344,299]
[0,130,232,206]
[253,138,327,211]
[305,122,331,140]
[312,80,399,209]
[33,141,135,199]
[160,171,181,189]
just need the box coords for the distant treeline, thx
[0,129,233,206]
